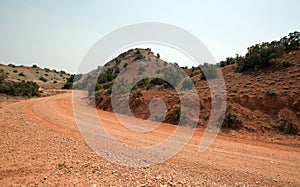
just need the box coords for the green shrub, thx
[146,83,154,90]
[132,89,143,98]
[222,105,242,130]
[0,80,40,97]
[114,66,120,74]
[8,64,15,68]
[150,78,165,85]
[282,61,293,68]
[18,72,25,77]
[181,78,194,90]
[62,74,75,89]
[13,70,18,73]
[31,64,38,68]
[39,76,47,82]
[236,41,285,72]
[136,78,149,88]
[95,90,103,97]
[280,31,300,50]
[219,57,236,67]
[158,66,185,87]
[200,63,218,80]
[273,119,299,135]
[135,50,144,60]
[97,68,116,84]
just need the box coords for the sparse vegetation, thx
[18,72,25,77]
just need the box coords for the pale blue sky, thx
[0,0,299,73]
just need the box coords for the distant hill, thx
[0,64,71,90]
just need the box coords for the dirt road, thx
[1,92,299,186]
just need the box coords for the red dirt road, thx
[1,92,299,186]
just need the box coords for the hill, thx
[85,33,300,136]
[0,64,71,90]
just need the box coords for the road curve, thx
[0,92,299,186]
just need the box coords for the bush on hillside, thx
[181,78,194,90]
[222,105,243,130]
[200,63,218,80]
[280,31,300,50]
[0,69,40,97]
[97,68,117,84]
[273,119,299,135]
[8,64,16,68]
[236,41,285,72]
[282,61,293,68]
[157,66,185,88]
[62,74,75,89]
[219,57,236,67]
[39,76,47,82]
